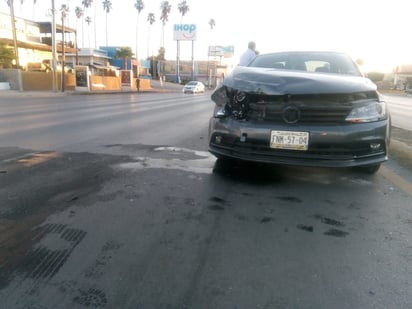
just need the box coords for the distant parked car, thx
[182,81,205,94]
[208,51,391,174]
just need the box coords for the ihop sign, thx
[173,24,197,41]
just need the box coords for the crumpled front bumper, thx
[208,117,390,168]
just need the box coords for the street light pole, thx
[176,40,180,83]
[9,0,19,68]
[191,40,194,81]
[60,4,69,92]
[61,10,65,92]
[51,0,57,91]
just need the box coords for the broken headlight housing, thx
[345,100,387,123]
[212,86,250,120]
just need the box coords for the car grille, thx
[248,94,354,123]
[228,92,378,124]
[248,101,351,123]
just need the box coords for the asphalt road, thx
[0,88,412,308]
[383,93,412,131]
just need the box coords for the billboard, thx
[75,66,89,88]
[173,24,197,41]
[208,45,235,58]
[121,70,133,87]
[140,60,151,69]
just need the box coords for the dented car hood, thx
[212,66,377,106]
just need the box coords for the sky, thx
[1,0,412,73]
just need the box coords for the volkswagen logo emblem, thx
[282,105,301,124]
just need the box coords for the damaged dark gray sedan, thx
[208,51,391,173]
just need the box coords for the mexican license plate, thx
[270,130,309,151]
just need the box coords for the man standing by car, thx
[239,41,257,66]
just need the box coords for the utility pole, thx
[191,40,194,81]
[9,0,19,68]
[51,0,58,91]
[60,4,69,92]
[176,40,180,83]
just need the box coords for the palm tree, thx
[85,16,92,48]
[177,0,189,22]
[159,1,171,48]
[115,46,134,70]
[66,0,72,28]
[18,0,24,16]
[81,0,93,48]
[102,0,113,47]
[74,7,84,48]
[20,0,37,19]
[207,18,216,87]
[134,0,144,64]
[60,4,70,36]
[178,1,190,79]
[146,12,155,59]
[32,0,36,19]
[81,0,93,8]
[93,1,97,47]
[208,18,216,30]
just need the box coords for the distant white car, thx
[182,81,205,94]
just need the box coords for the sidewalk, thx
[0,80,183,98]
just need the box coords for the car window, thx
[248,52,362,76]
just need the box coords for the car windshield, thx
[248,51,362,76]
[187,81,198,86]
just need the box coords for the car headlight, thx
[211,85,231,106]
[345,101,387,123]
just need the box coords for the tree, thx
[85,16,92,47]
[115,46,134,70]
[208,18,216,30]
[146,12,156,58]
[74,7,84,47]
[207,18,216,87]
[102,0,113,47]
[159,1,171,48]
[178,1,190,79]
[367,72,385,83]
[60,4,69,31]
[60,4,69,50]
[178,0,189,22]
[81,0,93,47]
[157,47,166,61]
[146,12,156,77]
[134,0,145,63]
[82,0,96,47]
[81,0,93,8]
[0,42,15,68]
